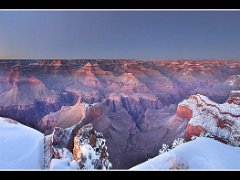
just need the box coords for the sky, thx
[0,10,240,60]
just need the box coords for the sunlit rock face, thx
[73,124,112,169]
[176,105,192,120]
[1,59,240,168]
[38,99,87,134]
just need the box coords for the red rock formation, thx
[185,125,205,140]
[177,93,240,146]
[176,105,192,120]
[217,119,233,129]
[227,91,240,105]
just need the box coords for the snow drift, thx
[131,137,240,170]
[0,117,44,169]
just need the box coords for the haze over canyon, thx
[0,59,240,169]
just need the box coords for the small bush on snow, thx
[159,137,185,155]
[172,138,185,149]
[159,144,170,154]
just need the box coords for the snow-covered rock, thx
[177,93,240,146]
[73,124,112,169]
[131,137,240,170]
[0,117,44,169]
[43,126,74,169]
[44,123,112,170]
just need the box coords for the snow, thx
[49,159,79,170]
[179,94,240,145]
[78,144,100,169]
[69,160,80,169]
[229,80,235,86]
[43,135,52,169]
[231,90,240,93]
[131,137,240,170]
[52,147,73,162]
[90,102,99,107]
[50,159,71,169]
[0,117,44,169]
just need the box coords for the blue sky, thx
[0,11,240,59]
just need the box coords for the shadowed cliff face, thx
[0,59,240,168]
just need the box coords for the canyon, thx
[0,59,240,169]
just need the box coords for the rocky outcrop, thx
[44,123,111,170]
[0,76,58,106]
[43,126,77,169]
[86,103,104,120]
[39,100,87,134]
[177,92,240,146]
[65,85,103,104]
[176,105,192,120]
[0,99,62,129]
[51,127,72,147]
[114,72,139,86]
[227,91,240,105]
[73,63,102,89]
[185,125,205,140]
[105,93,162,118]
[0,76,62,128]
[73,124,112,169]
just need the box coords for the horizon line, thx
[0,58,240,61]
